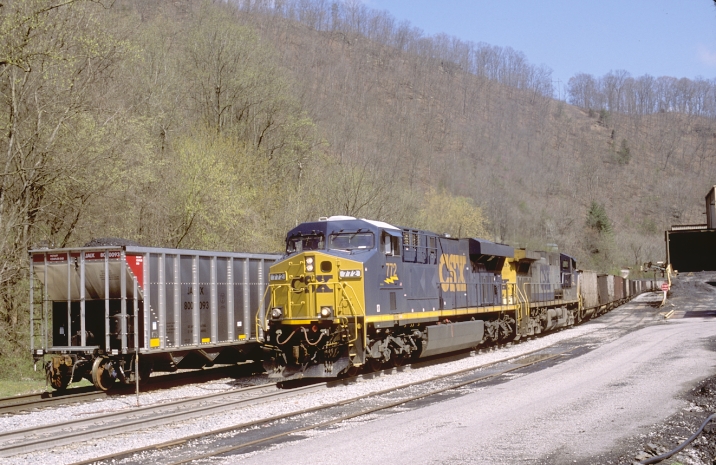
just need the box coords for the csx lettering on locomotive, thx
[439,253,467,292]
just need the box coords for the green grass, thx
[0,378,47,397]
[0,374,94,397]
[0,353,47,397]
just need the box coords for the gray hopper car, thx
[578,272,660,320]
[30,246,280,390]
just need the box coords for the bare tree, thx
[0,0,127,363]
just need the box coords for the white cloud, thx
[697,44,716,68]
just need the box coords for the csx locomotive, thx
[260,216,658,379]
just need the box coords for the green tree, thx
[583,201,616,271]
[418,188,489,238]
[181,2,318,171]
[163,130,255,249]
[586,201,612,235]
[83,1,325,254]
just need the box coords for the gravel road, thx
[223,287,716,465]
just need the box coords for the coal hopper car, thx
[30,245,279,390]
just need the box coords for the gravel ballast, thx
[3,320,617,465]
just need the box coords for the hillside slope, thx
[237,6,716,271]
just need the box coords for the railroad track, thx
[0,363,258,415]
[1,345,559,463]
[74,351,565,465]
[0,382,283,458]
[0,388,105,415]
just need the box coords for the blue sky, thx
[365,1,716,98]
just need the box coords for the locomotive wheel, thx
[367,358,383,372]
[91,357,116,391]
[389,354,406,368]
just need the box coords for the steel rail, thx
[0,390,107,415]
[0,364,254,415]
[155,354,566,465]
[68,351,566,465]
[0,382,282,458]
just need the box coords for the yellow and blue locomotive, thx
[260,216,581,379]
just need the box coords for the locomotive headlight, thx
[270,307,283,319]
[320,306,333,318]
[305,256,314,272]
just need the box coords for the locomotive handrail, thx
[336,282,362,344]
[514,282,530,332]
[517,282,530,307]
[260,280,362,348]
[256,285,272,341]
[577,275,584,320]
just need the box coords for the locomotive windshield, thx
[286,234,325,254]
[328,232,375,252]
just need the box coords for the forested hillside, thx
[1,0,715,375]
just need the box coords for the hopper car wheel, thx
[91,357,116,391]
[47,361,71,391]
[51,376,70,391]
